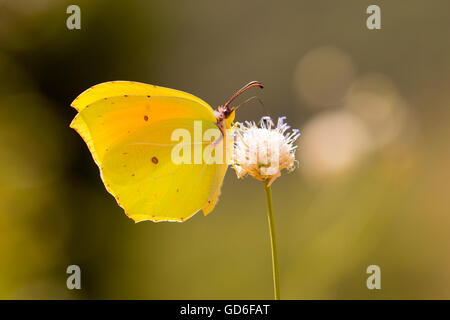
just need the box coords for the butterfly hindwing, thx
[101,118,226,222]
[71,93,227,222]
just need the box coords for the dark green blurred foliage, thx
[1,0,449,299]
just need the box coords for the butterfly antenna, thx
[233,96,270,117]
[223,81,264,112]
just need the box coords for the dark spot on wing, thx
[144,115,149,121]
[152,156,158,164]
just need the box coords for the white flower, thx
[232,116,300,186]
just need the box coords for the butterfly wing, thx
[71,95,227,222]
[70,95,216,167]
[71,81,211,112]
[70,81,215,165]
[101,118,227,222]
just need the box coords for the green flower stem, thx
[263,180,280,300]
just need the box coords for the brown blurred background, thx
[0,0,449,299]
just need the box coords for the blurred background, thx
[0,0,449,299]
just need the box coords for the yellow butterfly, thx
[70,81,263,222]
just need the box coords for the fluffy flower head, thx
[232,116,300,185]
